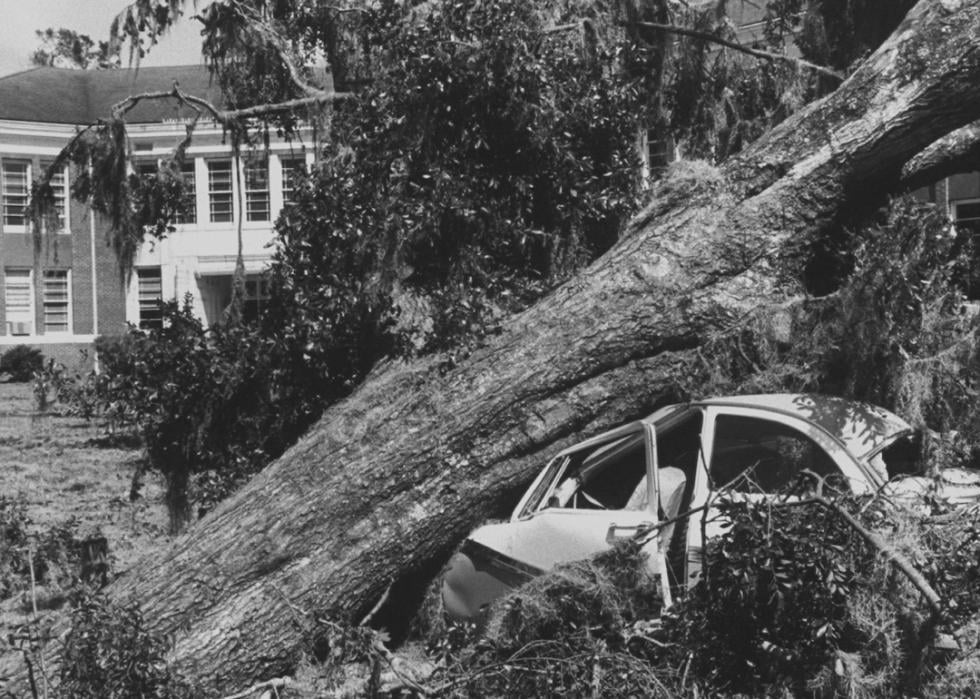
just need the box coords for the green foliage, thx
[665,500,865,694]
[0,496,98,603]
[269,0,650,353]
[89,300,272,529]
[31,27,120,70]
[691,199,980,443]
[421,492,978,698]
[0,346,44,383]
[37,130,190,277]
[59,591,194,698]
[44,297,350,530]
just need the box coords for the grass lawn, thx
[0,382,169,570]
[0,380,170,681]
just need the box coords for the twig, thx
[625,20,844,81]
[26,548,49,699]
[811,492,943,615]
[544,22,583,34]
[219,676,292,699]
[358,582,393,626]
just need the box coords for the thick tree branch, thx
[626,20,844,81]
[901,121,980,191]
[109,84,354,128]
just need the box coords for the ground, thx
[0,381,169,679]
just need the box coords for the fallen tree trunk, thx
[52,1,980,693]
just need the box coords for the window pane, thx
[40,161,67,232]
[280,156,307,206]
[4,268,33,335]
[3,161,29,228]
[137,267,163,330]
[42,270,70,333]
[242,274,269,322]
[710,415,840,493]
[208,160,233,223]
[245,159,269,222]
[174,160,197,225]
[955,201,980,221]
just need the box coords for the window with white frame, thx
[208,159,234,223]
[280,155,307,207]
[42,270,70,333]
[245,159,270,222]
[243,275,269,322]
[40,161,68,232]
[2,160,30,230]
[4,269,33,335]
[137,267,163,330]
[174,159,197,225]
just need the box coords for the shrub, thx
[0,496,105,604]
[664,499,869,694]
[59,592,194,698]
[0,345,44,383]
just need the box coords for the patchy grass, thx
[0,383,167,567]
[0,382,169,679]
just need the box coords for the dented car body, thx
[441,394,980,619]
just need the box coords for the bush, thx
[0,496,107,607]
[664,499,869,694]
[59,592,194,698]
[419,489,977,698]
[0,345,44,382]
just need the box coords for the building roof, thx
[0,65,224,125]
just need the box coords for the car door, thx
[472,422,665,577]
[680,405,866,587]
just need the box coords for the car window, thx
[537,432,647,511]
[868,432,921,480]
[710,415,841,493]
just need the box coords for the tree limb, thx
[109,84,354,129]
[224,0,332,98]
[901,120,980,191]
[625,20,844,81]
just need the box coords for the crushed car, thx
[441,393,980,619]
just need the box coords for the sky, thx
[0,0,206,77]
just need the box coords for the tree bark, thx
[901,120,980,191]
[25,1,980,694]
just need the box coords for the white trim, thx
[0,144,71,156]
[89,187,99,336]
[0,119,80,137]
[0,334,97,346]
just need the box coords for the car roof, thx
[689,393,912,458]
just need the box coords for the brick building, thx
[0,65,314,362]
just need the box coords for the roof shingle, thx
[0,65,223,125]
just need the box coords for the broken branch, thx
[625,20,844,81]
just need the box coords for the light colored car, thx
[441,394,980,619]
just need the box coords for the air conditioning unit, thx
[7,322,31,336]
